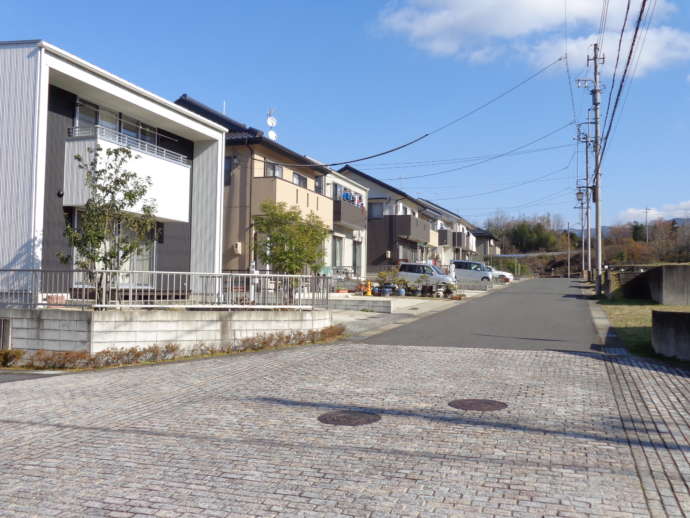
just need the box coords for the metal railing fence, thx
[68,126,192,167]
[0,270,330,310]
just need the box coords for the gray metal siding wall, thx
[0,44,40,269]
[41,86,76,271]
[190,140,221,272]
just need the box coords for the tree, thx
[631,221,645,242]
[253,201,329,274]
[60,146,157,272]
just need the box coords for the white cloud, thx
[619,200,690,222]
[379,0,689,74]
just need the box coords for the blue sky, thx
[4,0,690,227]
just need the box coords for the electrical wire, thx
[601,0,649,160]
[425,150,576,201]
[602,0,658,161]
[564,0,578,122]
[264,56,566,169]
[360,144,573,170]
[603,0,632,132]
[380,121,575,180]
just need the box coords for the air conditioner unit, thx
[232,242,242,255]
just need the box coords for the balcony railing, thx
[68,126,192,167]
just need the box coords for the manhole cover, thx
[317,410,381,426]
[448,399,508,411]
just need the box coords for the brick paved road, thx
[1,341,688,517]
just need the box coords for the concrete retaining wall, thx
[0,308,332,353]
[652,310,690,361]
[606,265,690,305]
[0,309,90,351]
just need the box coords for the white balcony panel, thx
[63,135,190,222]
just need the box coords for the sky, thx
[3,0,690,228]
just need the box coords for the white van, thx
[397,263,455,287]
[452,260,493,289]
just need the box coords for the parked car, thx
[452,260,493,289]
[397,263,455,288]
[486,266,514,282]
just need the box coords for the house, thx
[470,227,501,259]
[323,168,368,279]
[175,96,368,276]
[0,40,227,274]
[417,199,479,262]
[338,165,438,270]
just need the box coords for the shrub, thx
[0,349,25,367]
[19,323,346,370]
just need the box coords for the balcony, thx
[452,232,464,248]
[251,176,333,227]
[393,215,432,244]
[63,126,192,222]
[333,200,367,230]
[438,229,450,246]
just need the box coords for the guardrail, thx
[0,270,330,310]
[68,126,192,166]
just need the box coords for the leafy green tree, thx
[59,146,157,272]
[253,201,329,274]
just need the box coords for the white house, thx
[0,40,227,274]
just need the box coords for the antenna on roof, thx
[266,108,278,141]
[222,100,227,115]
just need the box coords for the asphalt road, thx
[364,278,601,351]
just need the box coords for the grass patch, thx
[598,298,690,359]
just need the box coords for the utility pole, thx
[567,221,571,278]
[644,207,650,242]
[584,134,592,274]
[589,43,604,294]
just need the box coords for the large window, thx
[332,183,344,200]
[265,162,283,178]
[315,175,324,194]
[292,172,307,188]
[368,202,383,219]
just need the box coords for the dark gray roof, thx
[338,165,416,202]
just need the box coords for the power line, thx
[601,0,649,160]
[428,150,576,201]
[602,0,632,132]
[564,0,578,121]
[360,144,573,170]
[381,121,575,180]
[603,0,658,157]
[266,56,565,169]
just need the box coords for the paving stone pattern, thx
[0,344,687,517]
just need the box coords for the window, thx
[368,202,383,219]
[98,109,119,131]
[331,236,343,267]
[292,172,307,188]
[224,156,234,186]
[156,222,165,244]
[77,100,98,128]
[315,175,324,194]
[332,183,344,200]
[265,162,283,178]
[120,115,139,139]
[140,123,157,144]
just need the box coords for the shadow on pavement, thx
[249,396,690,452]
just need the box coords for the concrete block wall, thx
[0,308,90,351]
[91,309,332,352]
[0,308,332,353]
[652,310,690,361]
